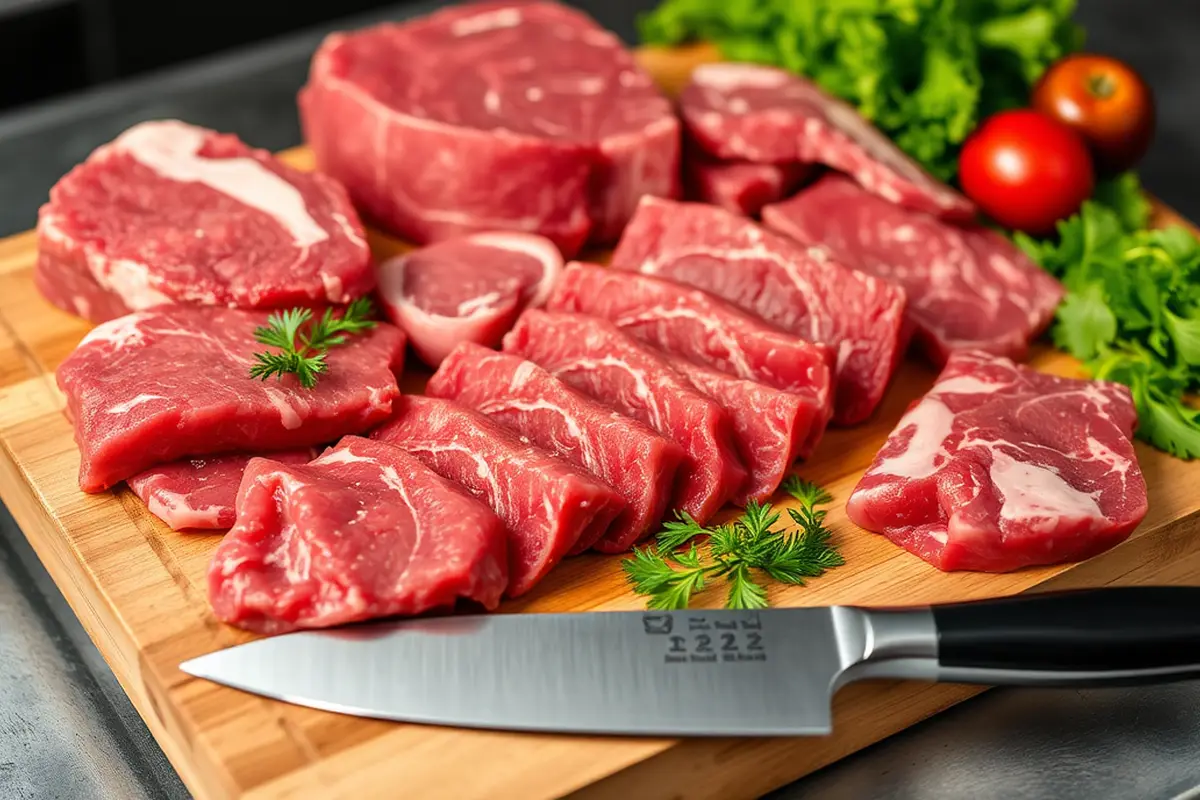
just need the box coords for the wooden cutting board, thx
[2,43,1199,800]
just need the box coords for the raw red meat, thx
[57,306,406,492]
[548,262,834,427]
[683,156,810,217]
[502,309,746,523]
[680,62,974,220]
[377,231,562,367]
[372,395,624,595]
[36,120,373,324]
[762,174,1064,365]
[667,357,825,503]
[127,449,314,531]
[609,197,906,425]
[208,436,508,634]
[299,0,679,256]
[847,351,1147,572]
[426,343,685,552]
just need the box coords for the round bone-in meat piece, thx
[377,231,563,368]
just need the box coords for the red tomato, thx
[1032,53,1155,174]
[959,109,1095,235]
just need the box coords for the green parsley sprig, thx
[248,297,378,389]
[621,476,844,610]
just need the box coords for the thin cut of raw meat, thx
[847,351,1148,572]
[37,120,373,324]
[667,357,825,503]
[57,306,406,492]
[548,262,834,425]
[372,395,624,595]
[127,449,314,531]
[609,196,906,425]
[680,62,975,220]
[426,343,685,552]
[299,0,679,256]
[208,436,508,634]
[762,174,1064,365]
[503,309,746,523]
[377,231,562,367]
[683,155,810,217]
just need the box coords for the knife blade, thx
[180,586,1200,736]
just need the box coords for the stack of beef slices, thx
[42,0,1150,637]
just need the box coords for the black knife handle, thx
[933,586,1200,672]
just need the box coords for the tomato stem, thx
[1088,72,1116,99]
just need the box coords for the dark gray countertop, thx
[2,2,1199,799]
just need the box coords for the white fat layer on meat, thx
[989,448,1102,525]
[116,121,328,248]
[871,396,953,479]
[80,313,148,348]
[107,394,167,414]
[694,62,787,92]
[456,291,505,316]
[93,257,174,310]
[146,490,223,529]
[931,374,1008,397]
[317,448,375,466]
[555,355,661,430]
[451,7,522,37]
[484,90,501,114]
[263,387,303,430]
[377,464,424,590]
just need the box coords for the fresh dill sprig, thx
[621,478,844,610]
[248,298,377,389]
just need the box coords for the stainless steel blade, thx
[180,608,868,736]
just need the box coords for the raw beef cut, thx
[847,351,1147,572]
[503,309,746,523]
[680,62,974,220]
[57,306,406,492]
[609,197,907,425]
[208,436,509,634]
[762,174,1064,364]
[683,156,810,217]
[299,0,680,256]
[427,343,685,552]
[377,231,562,367]
[667,357,825,503]
[36,120,373,324]
[127,449,314,531]
[548,262,834,423]
[372,396,624,595]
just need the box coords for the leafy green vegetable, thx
[1015,181,1200,459]
[620,478,844,610]
[249,297,378,389]
[637,0,1082,182]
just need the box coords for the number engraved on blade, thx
[651,613,768,664]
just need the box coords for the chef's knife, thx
[181,586,1200,736]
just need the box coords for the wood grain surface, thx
[1,43,1198,800]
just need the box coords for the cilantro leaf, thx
[1053,283,1117,361]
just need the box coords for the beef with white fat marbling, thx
[37,120,373,323]
[847,351,1147,572]
[299,0,680,257]
[128,449,316,531]
[763,174,1064,365]
[56,306,405,492]
[680,62,974,220]
[208,436,509,634]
